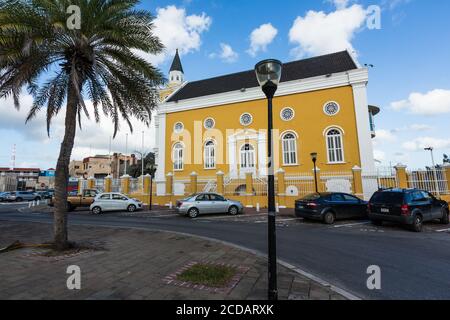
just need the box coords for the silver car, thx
[90,193,143,214]
[6,191,41,202]
[176,193,244,218]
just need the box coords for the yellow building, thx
[155,50,379,199]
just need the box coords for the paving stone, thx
[0,221,346,300]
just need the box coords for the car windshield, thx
[371,192,404,204]
[183,194,198,201]
[300,194,321,201]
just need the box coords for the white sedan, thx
[90,193,143,214]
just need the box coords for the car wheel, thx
[188,207,199,218]
[323,211,335,225]
[440,208,449,225]
[228,205,239,216]
[127,204,137,213]
[16,197,23,202]
[92,206,102,215]
[411,214,423,232]
[372,220,383,226]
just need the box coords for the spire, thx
[170,49,184,73]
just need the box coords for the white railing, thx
[284,174,315,197]
[112,179,121,192]
[407,168,448,195]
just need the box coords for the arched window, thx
[240,144,255,169]
[326,129,344,163]
[282,132,298,165]
[204,141,216,169]
[173,143,184,170]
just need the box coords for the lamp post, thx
[148,163,157,211]
[255,58,283,301]
[310,152,319,193]
[424,147,440,197]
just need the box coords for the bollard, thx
[276,203,280,213]
[256,203,260,212]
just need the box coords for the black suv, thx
[368,189,449,232]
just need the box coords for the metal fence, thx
[112,178,121,192]
[362,167,398,200]
[284,174,315,197]
[224,178,247,196]
[407,168,449,195]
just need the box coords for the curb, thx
[6,218,361,300]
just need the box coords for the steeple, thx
[170,49,184,73]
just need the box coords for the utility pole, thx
[425,147,441,197]
[124,133,129,176]
[142,131,145,193]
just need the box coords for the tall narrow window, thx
[282,132,298,165]
[240,144,255,169]
[326,129,344,163]
[173,143,184,170]
[204,141,216,169]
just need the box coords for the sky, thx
[0,0,449,170]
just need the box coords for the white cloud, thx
[209,43,239,63]
[288,4,367,58]
[402,137,450,152]
[138,5,212,66]
[391,89,450,115]
[0,94,156,166]
[247,23,278,57]
[331,0,350,10]
[373,149,386,162]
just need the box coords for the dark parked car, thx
[36,190,54,200]
[368,189,449,232]
[295,193,368,224]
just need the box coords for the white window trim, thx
[204,140,216,170]
[173,122,184,134]
[281,131,299,166]
[172,142,184,171]
[240,113,253,126]
[240,143,256,169]
[280,107,295,122]
[325,128,345,164]
[323,101,341,117]
[203,117,216,130]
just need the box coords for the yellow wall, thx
[165,85,361,176]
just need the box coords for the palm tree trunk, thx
[53,84,79,250]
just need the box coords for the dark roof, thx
[170,49,184,73]
[167,51,357,102]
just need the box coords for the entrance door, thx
[239,144,256,178]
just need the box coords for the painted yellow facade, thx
[164,85,361,176]
[154,50,378,202]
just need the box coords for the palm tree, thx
[0,0,165,249]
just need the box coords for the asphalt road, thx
[1,203,450,300]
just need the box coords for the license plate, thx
[381,208,390,213]
[298,205,304,209]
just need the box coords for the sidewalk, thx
[0,221,345,300]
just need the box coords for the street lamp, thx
[424,147,441,197]
[148,163,158,211]
[310,153,319,193]
[255,58,283,301]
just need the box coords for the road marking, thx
[146,214,180,218]
[436,228,450,233]
[196,213,268,220]
[254,217,302,224]
[333,221,370,228]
